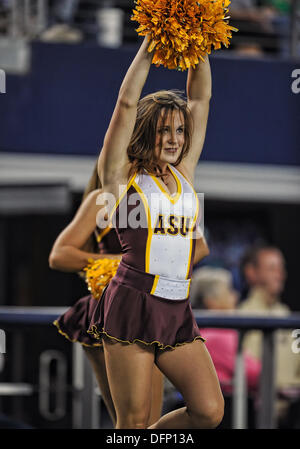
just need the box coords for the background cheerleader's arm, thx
[49,189,122,273]
[98,36,153,186]
[193,224,210,265]
[178,55,212,182]
[193,236,210,265]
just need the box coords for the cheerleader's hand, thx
[131,0,238,71]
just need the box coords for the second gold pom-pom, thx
[83,258,120,300]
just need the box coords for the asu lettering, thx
[154,214,192,237]
[167,215,178,236]
[153,213,165,234]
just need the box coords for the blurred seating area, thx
[0,0,299,58]
[230,0,289,56]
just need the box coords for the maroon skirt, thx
[53,294,102,347]
[88,261,205,351]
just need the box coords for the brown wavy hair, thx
[127,90,193,179]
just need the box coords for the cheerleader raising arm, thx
[178,55,212,182]
[98,37,153,187]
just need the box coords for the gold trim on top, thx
[96,225,111,243]
[185,193,199,279]
[149,164,182,205]
[109,173,137,222]
[132,180,153,273]
[173,166,196,195]
[173,166,200,280]
[186,278,192,297]
[150,274,159,295]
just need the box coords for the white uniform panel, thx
[149,233,191,279]
[135,165,198,281]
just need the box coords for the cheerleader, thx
[49,162,210,426]
[88,35,224,429]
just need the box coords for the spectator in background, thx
[40,0,82,42]
[240,245,300,427]
[229,0,291,56]
[190,267,261,394]
[190,267,261,427]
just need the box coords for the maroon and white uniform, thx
[88,165,205,350]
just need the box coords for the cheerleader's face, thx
[154,108,185,166]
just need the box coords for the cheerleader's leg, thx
[102,338,155,429]
[148,364,164,426]
[151,339,224,429]
[83,345,116,426]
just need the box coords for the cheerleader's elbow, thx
[48,251,61,271]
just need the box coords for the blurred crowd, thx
[0,0,298,58]
[187,245,300,428]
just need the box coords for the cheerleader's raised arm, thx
[178,56,212,183]
[98,37,153,188]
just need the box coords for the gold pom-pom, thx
[131,0,238,70]
[83,258,120,300]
